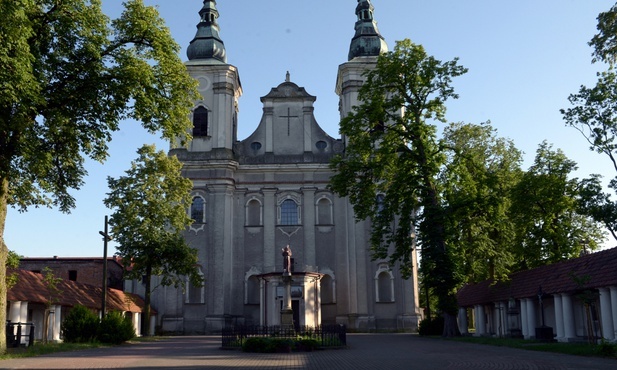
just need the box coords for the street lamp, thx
[99,216,112,317]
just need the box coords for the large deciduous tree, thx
[0,0,198,350]
[562,3,617,241]
[510,142,605,269]
[330,39,467,336]
[441,122,522,284]
[104,144,201,336]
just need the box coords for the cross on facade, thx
[279,107,298,136]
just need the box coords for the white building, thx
[457,247,617,343]
[140,0,422,334]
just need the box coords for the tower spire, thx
[348,0,388,61]
[187,0,227,62]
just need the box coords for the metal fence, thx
[6,322,35,347]
[221,325,347,349]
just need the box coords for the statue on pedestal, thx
[282,245,292,274]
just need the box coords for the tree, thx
[0,0,198,351]
[509,142,605,269]
[41,267,62,343]
[441,122,522,283]
[104,144,201,336]
[562,3,617,242]
[330,39,467,336]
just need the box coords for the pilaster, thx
[611,286,617,340]
[561,293,576,340]
[599,288,615,340]
[553,294,565,341]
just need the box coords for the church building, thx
[146,0,422,334]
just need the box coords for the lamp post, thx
[99,216,112,317]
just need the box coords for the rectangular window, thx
[280,199,298,225]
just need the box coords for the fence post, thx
[29,324,35,347]
[16,323,22,347]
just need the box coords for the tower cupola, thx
[187,0,227,62]
[348,0,388,60]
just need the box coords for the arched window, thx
[316,197,333,225]
[186,268,204,304]
[246,276,260,305]
[280,199,299,225]
[378,272,393,302]
[321,275,334,304]
[191,196,205,224]
[193,106,208,136]
[375,265,394,303]
[246,199,262,226]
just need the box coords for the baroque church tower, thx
[146,0,422,334]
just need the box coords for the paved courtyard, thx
[0,334,616,369]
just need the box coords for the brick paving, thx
[1,334,616,369]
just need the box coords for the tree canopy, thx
[104,144,200,336]
[510,142,605,269]
[0,0,198,351]
[330,39,467,335]
[562,2,617,242]
[331,39,605,336]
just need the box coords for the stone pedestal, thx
[281,273,294,329]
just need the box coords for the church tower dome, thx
[348,0,388,60]
[187,0,227,62]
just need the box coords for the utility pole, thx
[99,216,112,317]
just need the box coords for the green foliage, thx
[242,337,278,353]
[5,250,21,289]
[590,3,617,64]
[562,3,617,244]
[0,0,198,352]
[241,337,320,353]
[41,267,62,307]
[61,305,100,343]
[596,339,617,357]
[104,144,201,335]
[62,307,135,345]
[418,316,445,336]
[97,311,135,345]
[330,40,466,322]
[510,142,605,269]
[104,144,200,287]
[441,122,522,283]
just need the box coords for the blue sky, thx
[6,0,616,257]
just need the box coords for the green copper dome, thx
[348,0,388,60]
[187,1,227,62]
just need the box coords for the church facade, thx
[147,0,422,334]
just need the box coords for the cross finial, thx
[286,71,290,82]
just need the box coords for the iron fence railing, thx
[221,325,346,349]
[6,322,35,347]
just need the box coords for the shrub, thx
[61,305,100,343]
[596,340,617,357]
[97,311,135,344]
[242,337,276,353]
[297,338,320,351]
[418,316,444,336]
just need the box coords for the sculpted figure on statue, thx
[282,245,292,273]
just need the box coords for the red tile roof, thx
[8,269,149,313]
[457,247,617,307]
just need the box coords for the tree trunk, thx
[442,312,461,337]
[141,264,152,336]
[0,176,9,353]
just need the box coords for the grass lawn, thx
[0,337,164,360]
[446,336,617,359]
